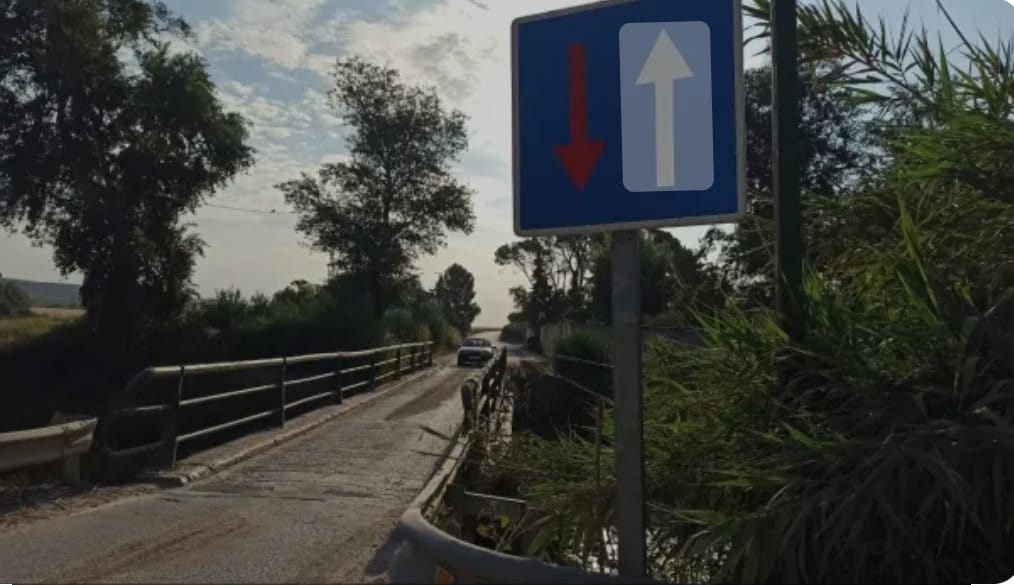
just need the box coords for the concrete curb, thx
[140,366,443,487]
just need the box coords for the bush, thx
[552,331,611,398]
[0,280,31,318]
[553,331,609,364]
[638,229,1014,582]
[0,320,104,431]
[642,310,687,328]
[0,278,393,431]
[383,306,427,343]
[445,327,462,349]
[414,300,451,349]
[195,288,249,335]
[496,206,1014,583]
[499,324,526,344]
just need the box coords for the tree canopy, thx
[588,230,719,325]
[433,263,481,334]
[278,57,476,316]
[498,230,715,327]
[0,276,31,318]
[0,0,254,356]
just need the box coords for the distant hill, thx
[0,277,81,308]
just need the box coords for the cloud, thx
[195,0,335,76]
[327,2,761,217]
[331,1,524,158]
[179,0,728,323]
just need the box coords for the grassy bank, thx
[0,309,84,349]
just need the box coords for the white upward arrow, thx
[637,29,694,188]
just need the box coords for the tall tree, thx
[433,263,481,333]
[524,250,566,327]
[0,0,253,359]
[495,239,565,291]
[495,235,601,321]
[278,58,476,317]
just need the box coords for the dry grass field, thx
[0,308,84,348]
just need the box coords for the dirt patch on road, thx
[384,375,462,422]
[0,478,159,533]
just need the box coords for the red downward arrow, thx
[554,43,605,192]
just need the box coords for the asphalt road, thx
[0,362,478,584]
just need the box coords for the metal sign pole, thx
[772,0,804,341]
[611,229,646,577]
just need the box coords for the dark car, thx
[457,337,494,367]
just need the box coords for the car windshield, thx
[462,338,490,347]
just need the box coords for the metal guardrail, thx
[0,417,97,482]
[390,350,644,584]
[98,342,433,476]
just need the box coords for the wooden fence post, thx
[369,352,377,390]
[395,346,402,379]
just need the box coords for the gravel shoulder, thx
[0,480,159,533]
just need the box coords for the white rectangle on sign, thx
[620,21,714,193]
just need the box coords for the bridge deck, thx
[0,363,472,584]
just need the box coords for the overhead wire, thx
[147,190,299,215]
[203,202,297,215]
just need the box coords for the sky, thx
[2,0,1014,326]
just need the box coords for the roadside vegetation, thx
[0,1,481,432]
[0,309,83,350]
[0,279,31,319]
[477,2,1014,583]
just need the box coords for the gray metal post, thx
[369,352,377,390]
[335,356,344,404]
[611,230,646,577]
[278,358,287,426]
[395,346,402,378]
[772,0,805,342]
[164,366,185,467]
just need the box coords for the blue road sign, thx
[512,0,745,236]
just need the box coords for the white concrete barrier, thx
[0,417,97,482]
